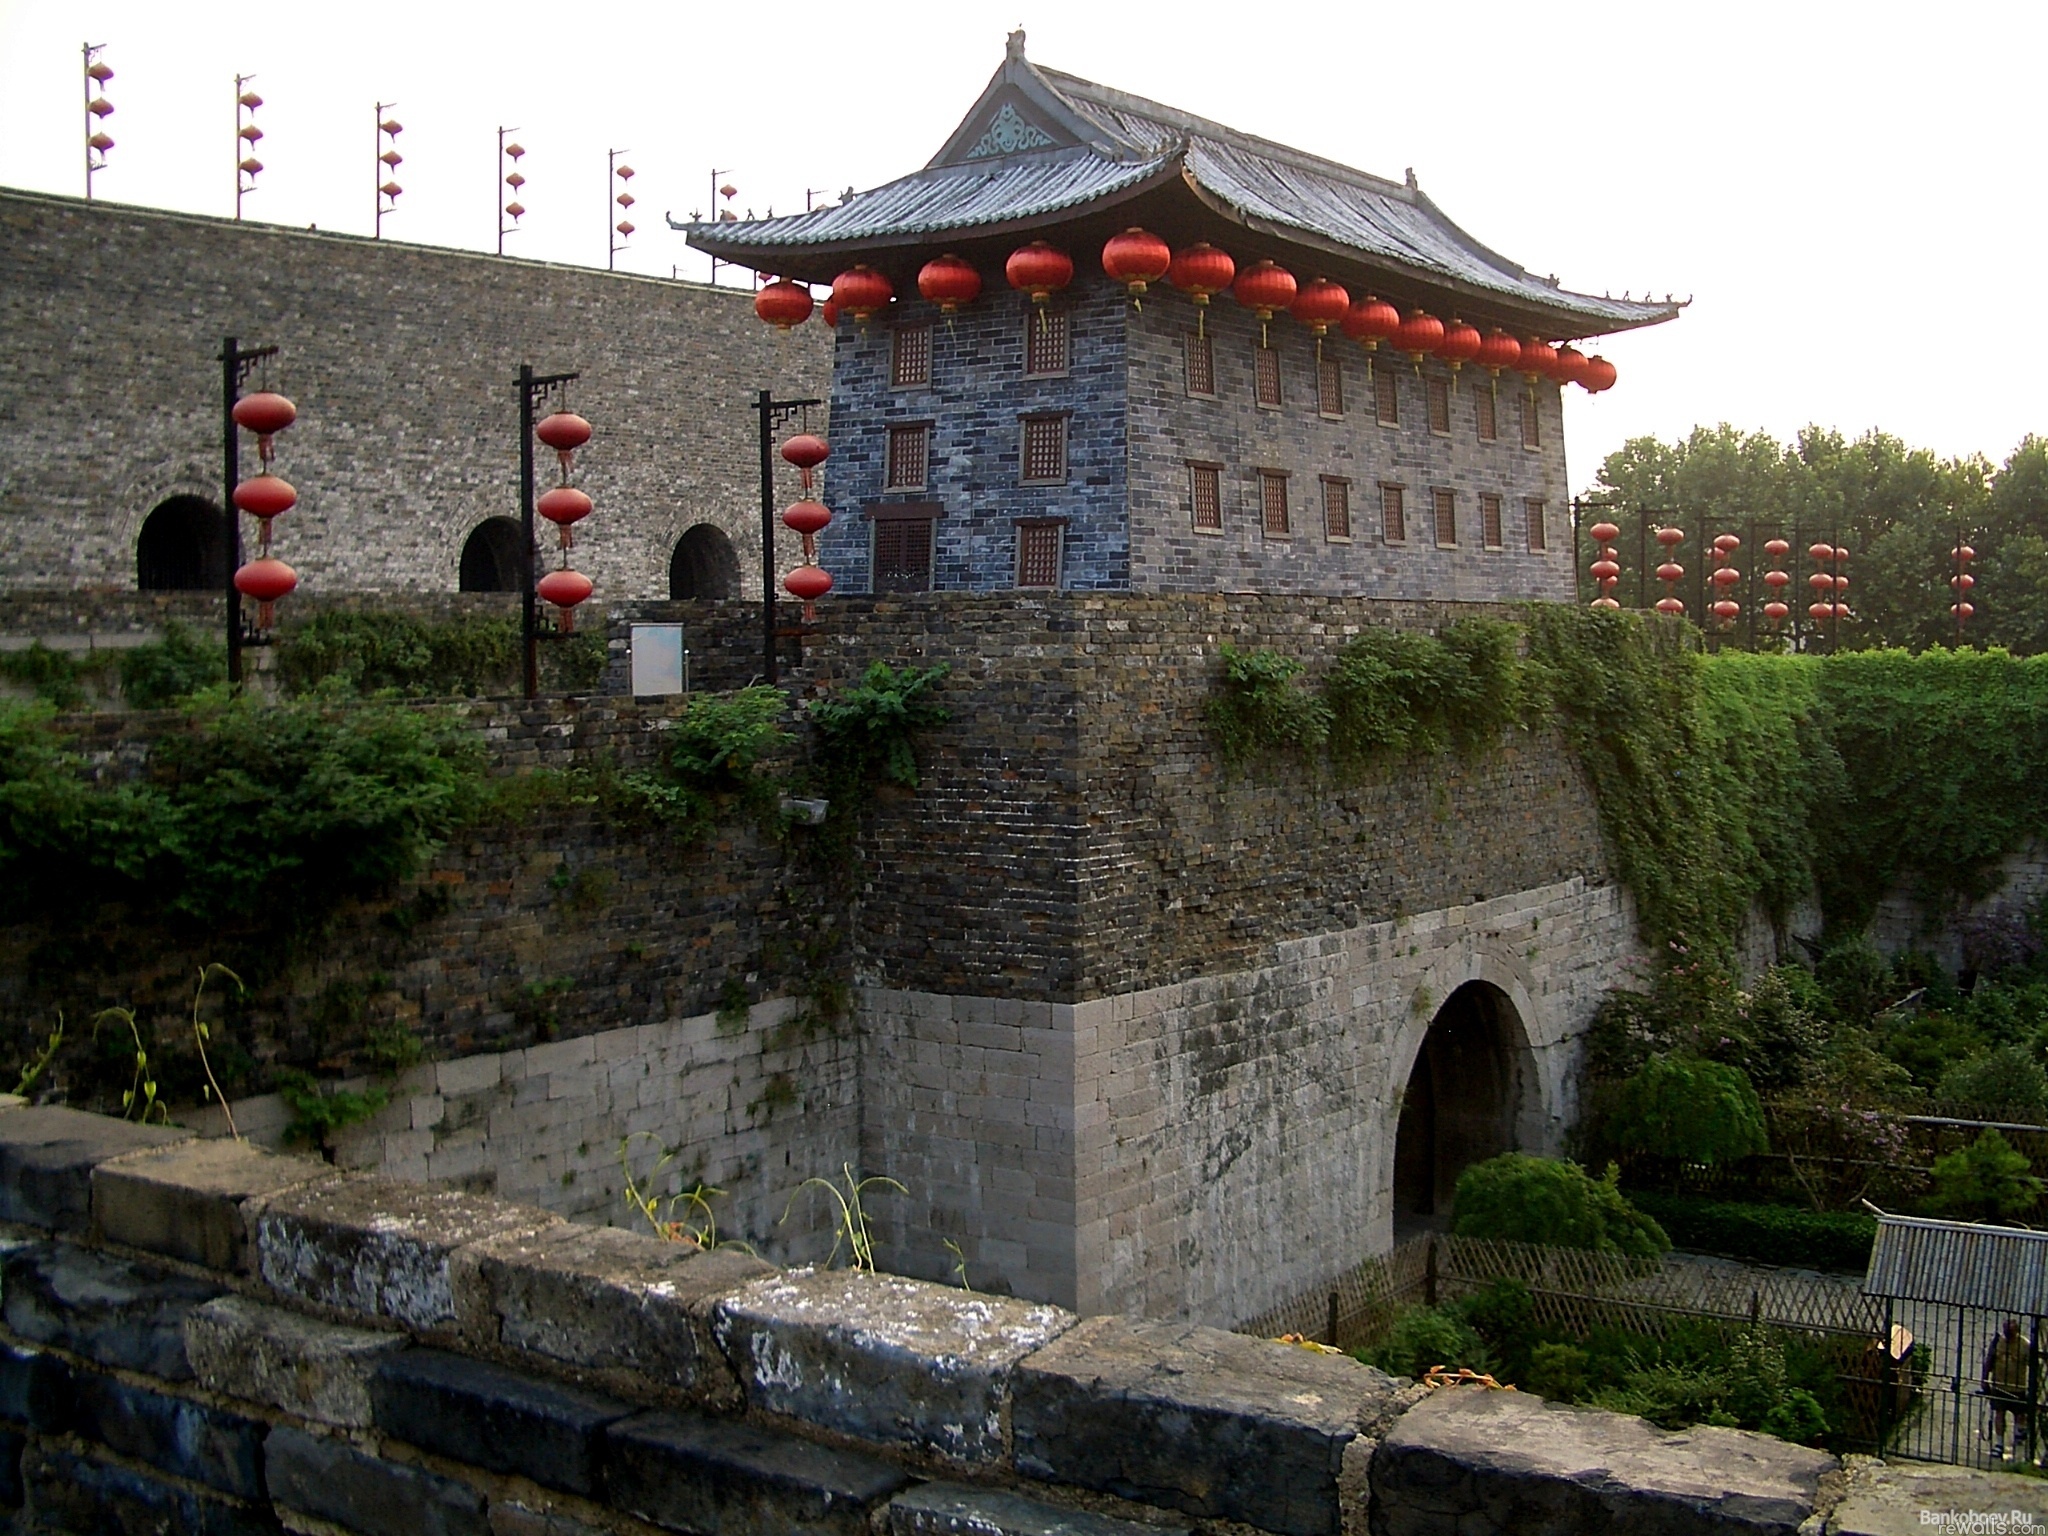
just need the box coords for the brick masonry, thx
[0,188,831,600]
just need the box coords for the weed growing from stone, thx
[782,1163,907,1272]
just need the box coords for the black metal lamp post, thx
[751,389,822,686]
[220,335,278,685]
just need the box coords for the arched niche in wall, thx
[669,524,741,600]
[136,495,228,591]
[459,517,525,593]
[1391,980,1528,1231]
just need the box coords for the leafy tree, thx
[1934,1044,2048,1121]
[1451,1154,1669,1259]
[1928,1129,2045,1221]
[1605,1054,1769,1167]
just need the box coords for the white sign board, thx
[629,624,686,697]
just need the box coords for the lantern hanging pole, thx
[83,43,111,200]
[709,168,734,285]
[518,363,580,699]
[751,388,822,687]
[220,336,277,687]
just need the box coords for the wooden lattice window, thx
[1190,464,1223,531]
[1185,333,1216,397]
[1427,378,1451,435]
[886,424,929,490]
[1254,346,1282,408]
[1375,368,1399,426]
[892,325,931,388]
[1322,477,1351,542]
[1521,393,1541,448]
[1260,471,1290,536]
[1481,493,1503,550]
[1526,498,1548,552]
[1021,416,1067,483]
[1016,521,1062,588]
[1317,356,1344,417]
[1433,488,1457,547]
[1025,311,1069,376]
[1381,484,1406,542]
[1474,386,1497,442]
[872,518,933,592]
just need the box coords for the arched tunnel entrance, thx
[1392,980,1524,1231]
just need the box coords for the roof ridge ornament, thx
[1007,27,1026,61]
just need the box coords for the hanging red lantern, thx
[1167,243,1236,335]
[1808,542,1835,562]
[754,279,813,330]
[538,486,593,526]
[536,410,592,475]
[1712,599,1742,623]
[1713,533,1741,555]
[1343,296,1402,351]
[1656,526,1685,550]
[1438,319,1482,375]
[781,432,829,496]
[1393,309,1444,365]
[1101,229,1172,306]
[918,254,982,314]
[822,298,841,329]
[1519,339,1558,381]
[1655,528,1685,614]
[1006,241,1074,305]
[1583,356,1618,393]
[1954,544,1977,562]
[782,501,832,538]
[1765,538,1791,559]
[1764,569,1791,590]
[784,563,832,622]
[1553,345,1592,388]
[234,556,297,629]
[1290,277,1351,337]
[1476,327,1521,376]
[1231,260,1298,348]
[1656,562,1685,584]
[232,474,296,519]
[537,569,593,633]
[233,391,297,463]
[1589,521,1621,546]
[1808,571,1836,594]
[1953,602,1976,621]
[1808,601,1834,622]
[1952,571,1976,593]
[830,264,894,324]
[1591,558,1621,582]
[1763,601,1790,627]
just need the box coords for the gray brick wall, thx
[0,189,831,601]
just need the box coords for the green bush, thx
[1878,1009,1987,1093]
[1524,1341,1590,1401]
[1451,1154,1670,1259]
[276,610,518,698]
[1359,1304,1493,1380]
[1935,1044,2048,1121]
[1204,645,1329,770]
[1928,1128,2045,1220]
[119,623,227,709]
[809,661,952,790]
[1604,1054,1769,1167]
[1627,1193,1877,1273]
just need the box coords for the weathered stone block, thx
[185,1293,409,1427]
[1823,1456,2048,1535]
[93,1135,333,1271]
[464,1222,768,1403]
[713,1268,1075,1463]
[256,1175,558,1331]
[24,1442,274,1536]
[369,1347,630,1498]
[0,1342,72,1431]
[888,1481,1191,1536]
[488,1501,610,1536]
[603,1408,908,1536]
[266,1424,490,1536]
[70,1368,267,1499]
[0,1105,188,1231]
[1369,1387,1836,1536]
[1,1239,219,1379]
[1012,1317,1400,1536]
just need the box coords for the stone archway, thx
[669,524,740,599]
[1391,980,1528,1229]
[459,517,525,592]
[136,495,228,591]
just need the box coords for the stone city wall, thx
[0,1097,1962,1536]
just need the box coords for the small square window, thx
[1433,489,1457,548]
[1185,333,1215,397]
[1380,483,1406,543]
[873,518,933,593]
[1526,498,1548,552]
[886,424,929,490]
[1022,416,1067,484]
[1474,386,1497,442]
[891,325,931,388]
[1190,464,1223,532]
[1317,356,1344,417]
[1017,522,1062,588]
[1322,477,1351,542]
[1481,493,1503,550]
[1254,346,1283,408]
[1375,368,1399,426]
[1520,393,1541,449]
[1025,311,1069,376]
[1260,471,1290,536]
[1427,378,1451,436]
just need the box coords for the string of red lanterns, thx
[1654,527,1686,615]
[1952,542,1977,640]
[1762,539,1792,629]
[230,389,299,630]
[1588,520,1622,610]
[780,432,833,622]
[534,408,595,633]
[1709,533,1742,628]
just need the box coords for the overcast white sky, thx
[4,0,2041,493]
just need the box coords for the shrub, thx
[119,623,227,709]
[1928,1129,2045,1221]
[1524,1341,1590,1401]
[1451,1154,1670,1259]
[1205,645,1329,769]
[1604,1054,1769,1167]
[808,661,952,789]
[1626,1193,1877,1274]
[1878,1009,1987,1094]
[1935,1044,2048,1121]
[1359,1304,1492,1380]
[276,610,518,698]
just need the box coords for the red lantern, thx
[784,565,832,602]
[1808,542,1835,562]
[232,474,296,519]
[1438,319,1482,374]
[1167,244,1236,335]
[1764,600,1790,627]
[1764,569,1791,589]
[1589,521,1621,545]
[234,556,297,629]
[1290,278,1351,337]
[1343,295,1402,351]
[233,391,296,463]
[1393,309,1444,364]
[1583,356,1618,393]
[754,279,813,330]
[1553,345,1592,388]
[1765,538,1791,558]
[1006,241,1074,304]
[1232,259,1298,334]
[781,433,829,477]
[918,254,982,314]
[1952,571,1976,592]
[1519,339,1558,381]
[1954,544,1977,562]
[1656,597,1686,616]
[1592,596,1622,611]
[1808,601,1833,622]
[782,500,832,538]
[1102,229,1172,305]
[1656,526,1685,549]
[538,486,593,531]
[536,410,592,475]
[1953,602,1976,620]
[1591,558,1621,582]
[1712,599,1742,623]
[822,298,841,328]
[831,264,894,323]
[1476,328,1521,376]
[537,569,593,634]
